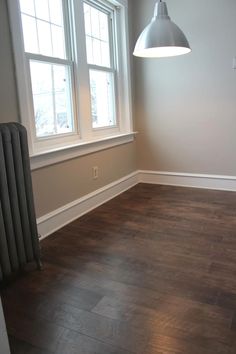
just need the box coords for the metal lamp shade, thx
[133,1,191,58]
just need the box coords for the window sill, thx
[30,132,136,170]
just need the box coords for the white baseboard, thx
[139,170,236,191]
[37,171,139,240]
[37,169,236,240]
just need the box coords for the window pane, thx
[34,93,55,137]
[84,3,92,35]
[99,11,109,42]
[91,7,100,38]
[30,61,54,137]
[37,20,52,56]
[21,14,39,53]
[92,39,102,66]
[51,25,65,58]
[34,0,50,21]
[86,37,93,64]
[84,3,111,67]
[101,42,110,68]
[20,0,67,59]
[49,0,63,25]
[89,70,116,128]
[19,0,35,16]
[53,66,73,134]
[30,61,52,94]
[30,61,74,138]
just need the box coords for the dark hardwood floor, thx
[2,183,236,353]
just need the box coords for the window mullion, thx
[62,0,72,60]
[32,0,40,52]
[25,53,73,66]
[51,66,57,134]
[71,0,93,140]
[87,64,114,73]
[108,12,115,71]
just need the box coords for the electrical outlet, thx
[233,57,236,70]
[93,166,99,179]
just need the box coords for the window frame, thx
[84,0,118,131]
[7,0,134,168]
[23,0,78,144]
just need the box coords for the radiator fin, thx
[0,123,41,282]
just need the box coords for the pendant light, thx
[133,0,191,58]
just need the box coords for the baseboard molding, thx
[139,170,236,191]
[37,169,236,240]
[37,171,139,240]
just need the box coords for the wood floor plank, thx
[2,184,236,353]
[9,336,54,354]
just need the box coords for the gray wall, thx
[2,0,236,218]
[132,0,236,176]
[0,0,19,123]
[0,0,137,218]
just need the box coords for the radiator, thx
[0,123,41,282]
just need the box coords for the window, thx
[8,0,133,164]
[84,2,116,129]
